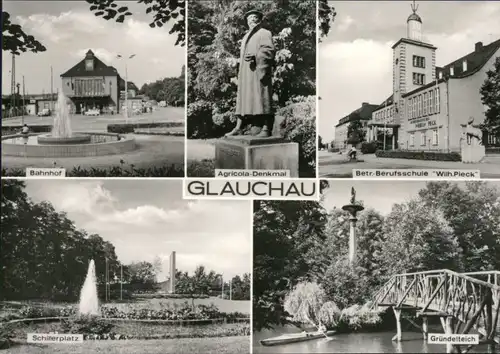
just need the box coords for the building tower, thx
[407,1,422,42]
[392,1,436,114]
[169,251,176,294]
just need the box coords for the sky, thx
[319,1,500,142]
[24,179,252,281]
[322,180,500,216]
[2,1,185,95]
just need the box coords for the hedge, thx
[2,163,184,177]
[2,125,52,135]
[361,142,378,154]
[107,122,184,134]
[375,150,461,161]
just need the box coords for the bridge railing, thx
[371,269,500,343]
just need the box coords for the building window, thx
[413,55,426,68]
[420,131,426,146]
[413,73,425,85]
[417,95,422,117]
[429,90,434,115]
[413,97,417,118]
[423,92,428,116]
[410,133,415,147]
[435,87,440,113]
[85,59,94,71]
[408,98,413,119]
[488,134,497,145]
[432,129,438,145]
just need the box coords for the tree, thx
[253,198,328,330]
[1,180,121,301]
[2,12,46,55]
[188,0,317,135]
[318,0,336,41]
[376,199,462,277]
[347,117,366,145]
[86,0,185,46]
[126,261,157,290]
[283,282,326,327]
[418,181,500,271]
[480,56,500,138]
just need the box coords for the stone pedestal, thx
[461,141,485,163]
[215,136,299,176]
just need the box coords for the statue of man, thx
[225,9,275,138]
[350,187,356,204]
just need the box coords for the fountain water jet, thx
[52,91,73,138]
[37,92,91,145]
[79,259,100,316]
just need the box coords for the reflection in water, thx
[253,326,496,353]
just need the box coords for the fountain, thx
[79,259,100,316]
[37,92,91,145]
[1,92,137,158]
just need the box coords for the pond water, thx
[253,326,499,353]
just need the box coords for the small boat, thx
[260,330,336,346]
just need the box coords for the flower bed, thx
[4,302,249,323]
[133,293,210,299]
[375,149,461,161]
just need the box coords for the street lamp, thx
[116,54,136,124]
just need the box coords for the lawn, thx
[5,336,249,354]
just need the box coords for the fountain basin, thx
[2,132,136,158]
[37,134,92,145]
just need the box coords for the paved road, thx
[319,150,500,178]
[2,107,184,132]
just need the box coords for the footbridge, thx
[370,270,500,353]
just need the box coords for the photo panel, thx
[253,179,500,353]
[186,0,318,179]
[1,178,252,353]
[2,1,186,178]
[318,1,500,179]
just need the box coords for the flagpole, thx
[120,264,123,301]
[383,99,387,150]
[435,77,440,151]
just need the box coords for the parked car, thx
[37,108,51,117]
[84,109,100,116]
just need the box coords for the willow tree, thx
[284,282,326,327]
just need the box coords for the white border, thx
[183,0,189,178]
[315,0,320,179]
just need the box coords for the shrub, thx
[361,142,378,154]
[337,304,383,332]
[187,100,218,139]
[107,122,184,134]
[375,150,461,161]
[0,323,16,349]
[61,315,114,336]
[187,158,215,177]
[278,95,316,177]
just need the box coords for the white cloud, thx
[124,18,174,47]
[37,181,116,215]
[106,205,181,226]
[16,11,107,43]
[337,15,354,32]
